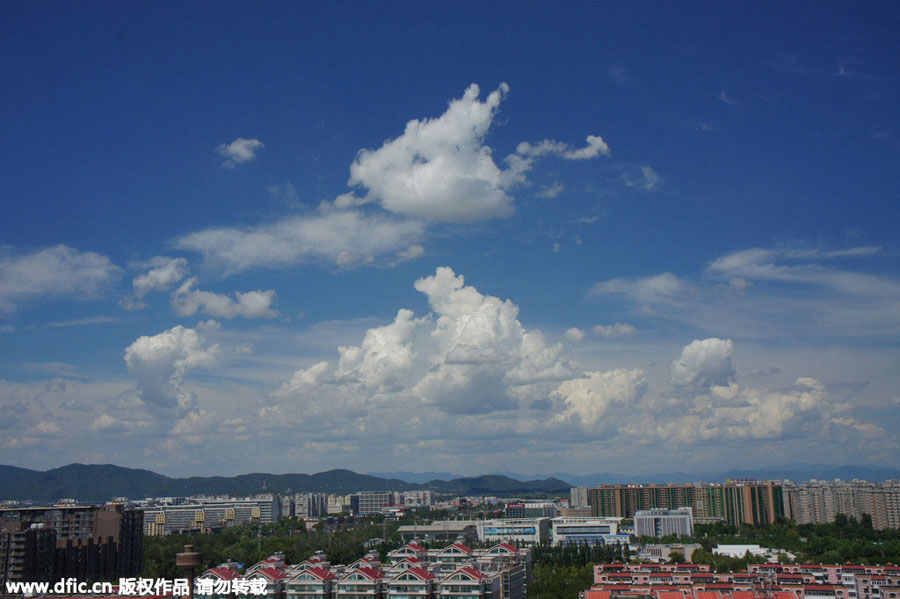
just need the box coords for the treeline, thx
[143,516,402,578]
[639,515,900,569]
[529,543,627,599]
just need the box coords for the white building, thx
[634,507,694,538]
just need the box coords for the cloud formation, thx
[175,209,426,274]
[216,138,264,168]
[0,245,118,312]
[349,84,609,222]
[593,322,637,338]
[171,277,278,319]
[122,256,189,310]
[124,325,219,409]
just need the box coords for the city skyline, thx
[1,3,898,477]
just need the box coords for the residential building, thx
[634,507,694,538]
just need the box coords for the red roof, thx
[497,542,519,553]
[401,567,434,581]
[254,567,287,580]
[458,567,486,580]
[206,567,240,580]
[407,542,426,551]
[402,556,424,564]
[696,592,723,599]
[733,591,757,599]
[351,566,384,581]
[451,542,473,553]
[305,567,336,581]
[657,591,684,599]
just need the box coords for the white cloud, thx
[348,83,608,222]
[274,267,574,419]
[122,256,189,309]
[553,368,646,427]
[622,165,659,191]
[348,83,517,222]
[0,245,118,312]
[564,135,611,160]
[591,272,689,307]
[659,377,826,442]
[90,414,119,431]
[669,338,735,388]
[564,327,586,342]
[175,209,426,275]
[537,182,566,198]
[124,325,219,409]
[593,322,637,338]
[593,245,900,340]
[216,138,264,168]
[171,277,278,319]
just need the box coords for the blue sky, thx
[1,2,898,478]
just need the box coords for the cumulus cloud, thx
[274,267,574,420]
[553,368,646,427]
[348,83,609,222]
[564,327,586,342]
[175,209,426,275]
[0,245,118,312]
[593,322,637,338]
[122,256,189,310]
[659,377,826,442]
[171,277,278,319]
[124,325,219,409]
[348,83,517,222]
[216,138,264,168]
[669,338,735,389]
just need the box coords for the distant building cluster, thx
[139,491,437,536]
[197,540,531,599]
[783,480,900,530]
[571,481,785,527]
[0,503,142,585]
[396,517,628,547]
[571,479,900,531]
[584,562,900,599]
[139,495,280,536]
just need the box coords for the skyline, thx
[1,3,898,477]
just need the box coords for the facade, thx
[397,522,478,544]
[503,502,556,519]
[571,487,590,509]
[351,493,400,516]
[141,495,279,535]
[783,480,900,530]
[295,494,329,519]
[476,518,550,545]
[585,562,900,599]
[0,525,56,583]
[0,504,143,582]
[634,507,694,538]
[550,517,626,546]
[588,481,783,526]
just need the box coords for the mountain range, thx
[0,464,570,503]
[2,462,896,504]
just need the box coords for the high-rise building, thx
[588,482,783,526]
[0,504,143,582]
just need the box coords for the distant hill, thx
[0,464,571,503]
